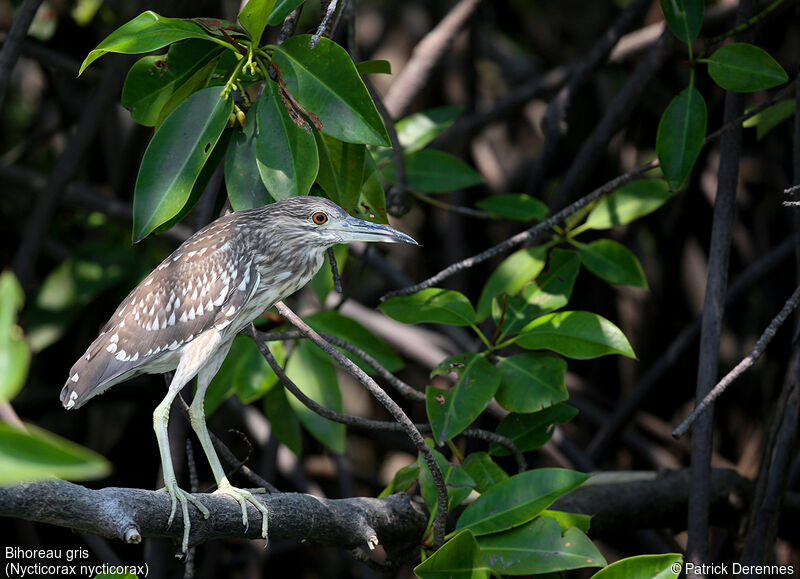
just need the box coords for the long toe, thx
[160,483,210,554]
[214,482,269,542]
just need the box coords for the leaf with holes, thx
[495,353,567,413]
[576,239,648,288]
[255,79,319,200]
[490,404,578,456]
[586,179,674,229]
[379,288,476,326]
[656,87,706,189]
[516,311,635,359]
[427,353,501,444]
[455,468,589,536]
[272,35,389,145]
[133,86,232,242]
[79,11,212,74]
[706,43,788,92]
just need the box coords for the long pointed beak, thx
[331,216,418,245]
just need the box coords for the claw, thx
[159,482,210,553]
[214,478,269,542]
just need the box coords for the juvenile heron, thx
[61,196,417,552]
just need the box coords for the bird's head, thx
[259,196,418,248]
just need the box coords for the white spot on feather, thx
[107,343,117,353]
[115,350,127,361]
[180,311,188,323]
[168,312,175,326]
[110,333,119,343]
[71,373,79,382]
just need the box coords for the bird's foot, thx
[213,478,269,542]
[158,482,210,554]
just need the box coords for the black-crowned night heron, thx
[60,196,417,552]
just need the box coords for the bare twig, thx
[277,6,303,45]
[326,247,343,293]
[0,0,45,109]
[381,159,659,300]
[310,0,338,48]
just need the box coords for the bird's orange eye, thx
[312,211,328,225]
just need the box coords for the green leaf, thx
[414,530,491,579]
[267,0,306,26]
[79,11,211,74]
[272,35,389,145]
[263,385,303,456]
[516,311,636,359]
[394,105,462,154]
[419,448,476,516]
[455,468,589,536]
[0,272,29,402]
[379,288,476,326]
[356,59,391,75]
[540,509,592,533]
[314,133,366,210]
[0,422,111,485]
[494,249,580,339]
[133,86,232,242]
[427,354,501,443]
[256,80,319,200]
[462,452,508,493]
[658,0,703,43]
[490,405,578,456]
[495,353,567,413]
[656,87,706,189]
[706,43,788,92]
[305,310,403,373]
[476,194,548,222]
[592,553,683,579]
[225,101,273,211]
[576,239,648,288]
[743,100,795,140]
[586,179,674,229]
[121,40,221,127]
[285,341,345,453]
[476,246,547,321]
[382,150,483,193]
[238,0,277,46]
[478,517,605,575]
[352,152,389,224]
[378,461,419,498]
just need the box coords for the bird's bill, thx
[332,216,418,245]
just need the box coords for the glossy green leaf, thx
[352,152,389,224]
[540,509,592,533]
[79,11,211,74]
[656,87,706,189]
[414,530,491,579]
[516,311,636,359]
[0,422,111,485]
[382,150,483,193]
[285,341,345,453]
[586,179,674,229]
[356,59,391,75]
[658,0,703,43]
[743,100,795,140]
[476,246,547,321]
[476,194,548,222]
[379,288,476,326]
[478,517,605,575]
[494,249,580,339]
[495,353,567,413]
[576,239,648,288]
[263,385,303,456]
[706,43,788,92]
[490,405,578,456]
[462,452,508,493]
[305,310,403,373]
[455,468,589,536]
[121,40,221,127]
[378,461,419,498]
[592,553,683,579]
[225,101,273,211]
[419,448,475,516]
[238,0,276,45]
[272,35,389,145]
[314,133,366,210]
[205,335,282,414]
[267,0,306,26]
[256,80,319,200]
[395,105,462,154]
[427,353,501,443]
[133,86,232,242]
[0,272,29,402]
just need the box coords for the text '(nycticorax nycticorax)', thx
[60,196,417,552]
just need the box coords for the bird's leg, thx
[154,362,210,553]
[188,338,269,542]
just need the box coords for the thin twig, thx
[326,247,343,294]
[0,0,44,109]
[411,191,492,219]
[381,159,659,300]
[278,6,303,45]
[310,0,338,48]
